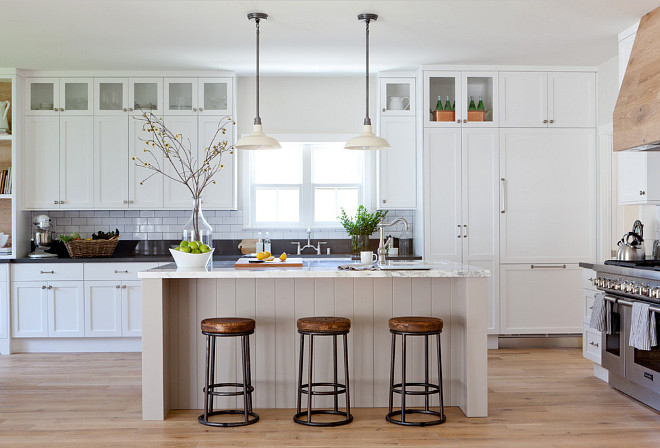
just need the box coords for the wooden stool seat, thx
[297,316,351,333]
[389,316,443,333]
[201,318,255,334]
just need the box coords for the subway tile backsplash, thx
[31,210,414,242]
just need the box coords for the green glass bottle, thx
[477,96,485,111]
[468,96,477,111]
[445,96,451,111]
[451,99,456,111]
[435,96,443,111]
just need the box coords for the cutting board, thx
[235,257,303,269]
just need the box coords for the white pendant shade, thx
[235,124,281,150]
[345,124,390,150]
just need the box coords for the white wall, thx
[236,75,376,136]
[598,55,619,126]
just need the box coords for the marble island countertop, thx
[138,259,491,279]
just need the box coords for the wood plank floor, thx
[1,348,660,447]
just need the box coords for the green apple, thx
[179,240,189,247]
[191,249,201,254]
[200,244,211,253]
[172,247,180,251]
[180,246,191,253]
[188,241,199,251]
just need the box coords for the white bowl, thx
[169,248,214,268]
[0,233,8,248]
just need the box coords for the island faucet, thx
[377,218,409,264]
[292,228,326,255]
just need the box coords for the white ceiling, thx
[1,0,658,74]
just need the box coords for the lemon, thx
[264,251,271,258]
[280,252,287,261]
[256,251,266,260]
[265,256,275,261]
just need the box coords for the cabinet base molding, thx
[487,334,499,349]
[9,337,141,354]
[497,334,582,349]
[0,339,8,355]
[594,364,608,382]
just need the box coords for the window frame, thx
[242,134,374,230]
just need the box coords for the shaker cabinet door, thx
[377,116,416,209]
[11,283,48,338]
[197,116,236,209]
[23,116,61,209]
[60,116,94,208]
[85,281,122,337]
[548,72,596,128]
[499,72,548,127]
[48,281,84,338]
[94,116,129,208]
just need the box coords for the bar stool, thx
[294,316,353,426]
[198,317,259,427]
[386,316,446,426]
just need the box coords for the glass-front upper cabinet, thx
[198,78,232,115]
[129,78,163,116]
[461,71,498,127]
[379,77,415,116]
[423,71,462,127]
[164,78,197,115]
[60,78,93,115]
[94,78,129,115]
[423,71,497,127]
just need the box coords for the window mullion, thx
[302,144,312,228]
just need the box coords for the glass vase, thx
[351,234,370,254]
[182,197,213,248]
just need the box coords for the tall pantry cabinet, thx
[421,68,597,336]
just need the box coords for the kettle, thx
[0,100,9,133]
[616,223,646,261]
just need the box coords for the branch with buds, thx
[132,112,235,198]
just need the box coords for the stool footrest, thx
[198,410,260,427]
[205,382,255,397]
[293,410,353,427]
[386,409,446,427]
[391,381,440,396]
[299,382,347,396]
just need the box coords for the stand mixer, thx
[28,214,57,258]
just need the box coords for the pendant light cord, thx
[364,18,371,126]
[254,18,262,125]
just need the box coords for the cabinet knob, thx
[60,108,65,112]
[129,107,134,112]
[382,199,387,204]
[54,200,58,204]
[48,285,53,290]
[456,120,461,123]
[383,108,386,112]
[59,201,64,204]
[123,200,128,204]
[549,119,555,124]
[193,108,198,112]
[122,285,127,289]
[463,119,467,123]
[53,108,58,112]
[129,200,134,204]
[543,119,548,124]
[123,108,128,112]
[640,191,646,196]
[116,284,121,289]
[199,108,203,112]
[42,285,47,290]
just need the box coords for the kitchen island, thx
[138,260,489,420]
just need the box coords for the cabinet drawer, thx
[83,262,159,281]
[12,263,83,282]
[582,268,597,291]
[584,289,597,325]
[583,325,601,364]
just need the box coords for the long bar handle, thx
[457,225,462,238]
[603,295,660,313]
[500,178,506,214]
[40,270,55,274]
[463,224,468,238]
[530,264,566,269]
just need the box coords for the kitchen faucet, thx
[292,228,326,255]
[377,218,409,264]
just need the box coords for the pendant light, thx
[345,13,390,151]
[236,12,281,150]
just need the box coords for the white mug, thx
[388,96,410,111]
[360,251,377,265]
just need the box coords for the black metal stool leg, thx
[388,332,396,417]
[241,335,249,424]
[401,334,407,423]
[333,335,338,412]
[297,333,304,416]
[203,334,210,421]
[307,334,314,423]
[424,335,429,412]
[343,333,352,422]
[437,333,445,421]
[209,334,216,413]
[245,334,253,413]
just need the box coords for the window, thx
[248,141,366,228]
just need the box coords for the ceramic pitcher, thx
[0,100,9,133]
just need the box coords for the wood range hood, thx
[614,5,660,152]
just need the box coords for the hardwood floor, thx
[1,349,660,447]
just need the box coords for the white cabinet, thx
[582,268,602,365]
[198,116,236,209]
[25,78,93,116]
[423,71,498,127]
[379,77,415,116]
[424,127,500,332]
[377,115,416,209]
[122,280,142,337]
[164,78,233,116]
[499,72,596,128]
[24,114,94,209]
[129,78,163,116]
[163,116,198,208]
[499,263,583,334]
[0,279,7,340]
[93,115,129,208]
[129,116,164,208]
[499,129,596,263]
[617,152,660,205]
[94,78,129,115]
[85,281,122,337]
[12,281,84,338]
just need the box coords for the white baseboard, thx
[593,363,609,382]
[0,338,9,355]
[10,338,142,353]
[488,335,499,349]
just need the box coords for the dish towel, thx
[629,302,657,351]
[337,264,379,271]
[590,293,612,334]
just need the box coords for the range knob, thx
[652,288,660,300]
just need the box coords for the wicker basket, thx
[64,239,119,258]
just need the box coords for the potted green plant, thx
[339,206,388,254]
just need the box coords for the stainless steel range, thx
[591,260,660,411]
